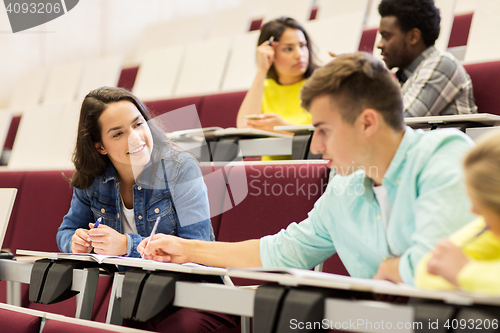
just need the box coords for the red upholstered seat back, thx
[9,170,74,253]
[448,12,474,48]
[218,163,329,241]
[3,115,21,150]
[217,163,348,279]
[199,91,246,129]
[359,28,378,53]
[464,61,500,116]
[117,66,139,92]
[0,308,41,333]
[144,97,203,118]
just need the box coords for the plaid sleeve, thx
[402,55,463,117]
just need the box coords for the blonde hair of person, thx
[464,132,500,217]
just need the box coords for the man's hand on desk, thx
[372,257,403,283]
[138,234,190,264]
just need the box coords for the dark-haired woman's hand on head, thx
[72,228,93,253]
[88,223,128,256]
[256,40,277,74]
[138,234,190,264]
[246,113,289,131]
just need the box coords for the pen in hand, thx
[93,217,102,229]
[268,36,274,46]
[142,216,161,259]
[88,217,102,252]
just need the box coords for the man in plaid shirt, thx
[377,0,477,117]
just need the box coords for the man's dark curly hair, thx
[378,0,441,47]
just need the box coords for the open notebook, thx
[16,249,227,276]
[0,188,17,250]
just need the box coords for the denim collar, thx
[100,155,162,188]
[102,163,118,184]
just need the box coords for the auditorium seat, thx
[249,19,262,31]
[8,170,74,254]
[464,0,500,63]
[217,162,348,283]
[132,46,185,101]
[77,55,124,101]
[117,67,139,92]
[221,31,259,92]
[0,307,41,333]
[448,12,474,48]
[8,68,46,113]
[144,96,203,118]
[174,37,232,97]
[0,170,25,303]
[464,60,500,116]
[359,28,378,53]
[3,115,21,151]
[42,60,84,105]
[305,14,364,65]
[199,91,246,129]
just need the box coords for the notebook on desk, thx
[0,188,17,250]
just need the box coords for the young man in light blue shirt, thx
[139,52,475,285]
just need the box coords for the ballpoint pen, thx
[268,36,274,46]
[142,216,161,259]
[93,217,102,229]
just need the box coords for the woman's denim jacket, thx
[57,150,214,257]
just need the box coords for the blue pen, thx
[142,216,161,259]
[93,217,102,229]
[268,36,274,46]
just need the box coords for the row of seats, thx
[2,5,474,115]
[3,57,500,168]
[0,161,347,319]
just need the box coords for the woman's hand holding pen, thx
[72,228,93,253]
[427,239,470,286]
[138,234,190,264]
[256,39,277,73]
[88,223,127,256]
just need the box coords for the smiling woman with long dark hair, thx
[57,87,239,332]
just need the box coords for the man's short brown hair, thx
[301,52,405,131]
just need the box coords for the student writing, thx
[139,53,475,285]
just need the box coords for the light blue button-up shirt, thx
[260,127,475,285]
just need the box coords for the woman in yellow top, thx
[236,17,317,132]
[415,133,500,296]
